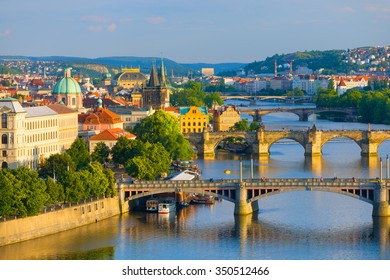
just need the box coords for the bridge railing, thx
[120,178,382,189]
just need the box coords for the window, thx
[1,134,7,144]
[1,114,7,129]
[2,150,6,157]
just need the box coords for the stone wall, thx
[0,196,128,247]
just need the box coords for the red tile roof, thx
[89,128,136,141]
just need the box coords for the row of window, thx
[25,119,58,130]
[182,122,207,127]
[182,128,204,133]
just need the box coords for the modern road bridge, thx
[118,177,390,216]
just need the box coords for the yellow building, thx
[0,98,79,170]
[213,105,240,131]
[180,106,209,133]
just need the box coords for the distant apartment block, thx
[201,68,214,77]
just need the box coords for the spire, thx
[148,61,160,87]
[159,57,167,87]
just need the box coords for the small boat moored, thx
[158,198,176,214]
[146,199,159,212]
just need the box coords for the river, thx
[0,101,390,260]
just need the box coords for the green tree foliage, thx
[125,156,155,180]
[103,168,116,197]
[0,169,23,217]
[287,87,305,96]
[63,171,86,203]
[249,121,261,131]
[91,142,111,164]
[132,110,194,160]
[314,87,390,124]
[39,153,75,182]
[11,167,49,216]
[111,135,172,179]
[66,138,91,170]
[45,177,64,204]
[170,81,222,107]
[230,119,250,131]
[0,167,51,217]
[204,92,223,108]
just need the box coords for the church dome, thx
[52,68,82,95]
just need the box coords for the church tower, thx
[141,59,170,109]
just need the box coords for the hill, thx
[244,46,390,75]
[0,56,245,78]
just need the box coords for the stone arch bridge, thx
[118,178,390,216]
[240,107,359,122]
[184,128,390,158]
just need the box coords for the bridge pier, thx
[234,183,259,215]
[372,181,390,217]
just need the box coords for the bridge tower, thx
[234,161,259,215]
[372,181,390,217]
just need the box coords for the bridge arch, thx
[267,137,306,154]
[247,188,374,205]
[321,135,363,152]
[124,188,236,204]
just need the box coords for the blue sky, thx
[0,0,389,63]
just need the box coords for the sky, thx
[0,0,389,63]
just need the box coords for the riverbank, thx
[0,196,128,247]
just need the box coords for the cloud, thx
[335,7,353,13]
[366,6,390,13]
[146,17,167,24]
[81,15,109,23]
[107,23,117,32]
[0,29,11,37]
[86,25,104,32]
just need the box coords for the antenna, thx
[274,59,277,77]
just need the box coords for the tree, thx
[204,92,223,108]
[91,142,110,164]
[132,110,194,160]
[249,121,261,131]
[230,119,250,131]
[62,171,85,203]
[12,167,49,216]
[45,177,65,204]
[39,153,75,183]
[125,156,155,180]
[66,138,90,170]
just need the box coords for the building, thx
[89,128,136,152]
[141,60,170,109]
[201,68,214,77]
[179,106,209,133]
[52,68,84,111]
[107,105,154,130]
[334,76,368,95]
[213,106,240,131]
[113,67,147,90]
[0,98,78,170]
[78,98,123,139]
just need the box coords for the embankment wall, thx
[0,196,129,247]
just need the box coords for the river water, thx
[1,101,390,260]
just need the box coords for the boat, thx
[158,198,176,214]
[146,199,159,212]
[165,169,200,181]
[191,195,215,205]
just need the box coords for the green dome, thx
[52,68,82,95]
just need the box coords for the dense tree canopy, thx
[170,81,223,107]
[314,87,390,124]
[132,110,194,160]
